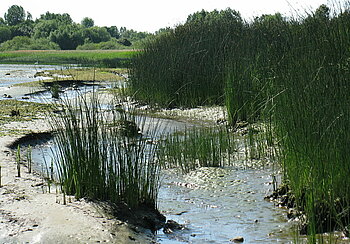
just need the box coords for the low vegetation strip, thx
[0,50,139,67]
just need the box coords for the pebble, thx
[230,236,244,243]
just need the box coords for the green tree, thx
[39,12,73,24]
[0,17,5,25]
[4,5,26,26]
[0,36,59,51]
[82,26,111,43]
[33,19,59,39]
[0,36,32,50]
[106,26,120,38]
[0,26,11,43]
[315,4,330,20]
[119,29,150,41]
[81,17,94,28]
[10,20,34,37]
[186,8,242,24]
[26,11,32,21]
[50,24,84,49]
[118,38,132,46]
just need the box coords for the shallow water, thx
[157,167,295,243]
[0,64,70,87]
[0,64,117,103]
[31,146,295,243]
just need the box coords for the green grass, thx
[0,49,139,68]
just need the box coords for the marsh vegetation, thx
[2,2,350,243]
[130,3,350,242]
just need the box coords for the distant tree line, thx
[0,5,152,50]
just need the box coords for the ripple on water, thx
[158,166,296,243]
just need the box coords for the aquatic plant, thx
[49,91,161,209]
[27,145,32,173]
[159,126,236,173]
[50,82,60,99]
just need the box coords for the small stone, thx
[230,236,244,243]
[10,110,20,117]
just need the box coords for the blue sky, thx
[1,0,329,32]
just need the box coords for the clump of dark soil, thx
[8,132,52,149]
[103,202,166,232]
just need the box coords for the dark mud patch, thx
[7,132,53,150]
[99,201,166,232]
[41,80,97,88]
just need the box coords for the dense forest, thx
[0,5,152,50]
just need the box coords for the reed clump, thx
[228,5,350,238]
[49,91,161,209]
[130,8,244,108]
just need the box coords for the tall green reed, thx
[49,91,162,209]
[130,9,244,108]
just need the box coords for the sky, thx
[0,0,330,33]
